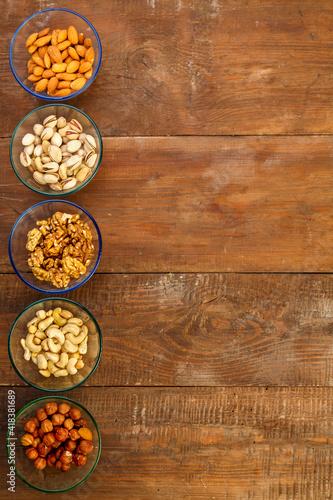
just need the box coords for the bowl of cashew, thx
[8,298,102,391]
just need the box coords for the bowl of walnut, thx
[8,200,102,293]
[6,396,101,492]
[8,298,102,392]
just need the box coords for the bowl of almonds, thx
[9,8,101,99]
[8,298,102,392]
[9,199,102,293]
[7,396,101,492]
[10,104,102,195]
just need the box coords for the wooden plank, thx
[2,0,333,136]
[2,136,333,273]
[1,386,333,499]
[3,273,333,387]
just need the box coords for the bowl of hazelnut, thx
[7,397,101,492]
[8,298,102,392]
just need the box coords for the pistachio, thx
[43,173,59,183]
[66,130,79,140]
[50,132,62,147]
[24,143,34,156]
[57,117,67,129]
[43,115,57,128]
[34,157,44,172]
[59,163,68,180]
[62,177,77,190]
[34,135,42,146]
[85,151,97,169]
[22,133,35,146]
[66,140,81,153]
[49,182,62,191]
[20,152,32,167]
[84,134,96,150]
[48,145,62,163]
[58,125,70,137]
[34,144,43,157]
[41,127,53,141]
[33,171,47,185]
[66,155,82,169]
[42,140,51,154]
[41,162,59,173]
[41,154,52,164]
[75,166,90,182]
[69,119,83,133]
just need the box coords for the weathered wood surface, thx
[2,136,333,273]
[2,0,333,136]
[2,386,333,499]
[2,272,333,388]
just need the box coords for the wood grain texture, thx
[2,273,333,387]
[2,136,333,273]
[2,386,333,499]
[1,0,333,136]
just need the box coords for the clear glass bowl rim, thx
[6,395,102,493]
[9,103,103,197]
[8,199,102,294]
[8,297,103,392]
[9,7,102,101]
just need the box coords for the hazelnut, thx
[52,413,65,426]
[56,459,63,470]
[33,416,40,428]
[69,429,80,441]
[36,408,47,421]
[47,453,57,467]
[24,419,36,434]
[76,440,93,455]
[60,450,73,464]
[32,437,41,448]
[41,419,53,433]
[78,427,93,441]
[25,447,39,460]
[38,428,45,439]
[34,457,46,470]
[73,453,87,466]
[37,442,52,457]
[45,402,58,415]
[55,446,65,460]
[60,462,71,472]
[64,418,75,430]
[55,427,68,442]
[21,433,34,446]
[74,417,88,428]
[32,429,39,438]
[69,408,81,421]
[64,439,77,452]
[52,439,62,449]
[58,403,71,414]
[43,432,56,447]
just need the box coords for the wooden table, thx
[1,1,333,498]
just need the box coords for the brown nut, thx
[52,413,65,426]
[55,446,65,460]
[63,418,74,430]
[25,446,39,460]
[36,408,48,421]
[76,440,93,455]
[69,408,81,421]
[56,459,63,470]
[21,433,34,446]
[32,429,39,438]
[45,402,58,415]
[74,418,88,428]
[24,419,37,434]
[32,437,41,448]
[60,449,73,464]
[69,429,80,441]
[55,427,68,442]
[73,453,87,466]
[64,439,77,452]
[34,457,47,470]
[52,439,62,449]
[60,462,71,472]
[33,416,40,428]
[43,432,56,447]
[58,403,71,414]
[38,428,45,439]
[47,453,57,467]
[78,427,93,441]
[37,442,52,457]
[41,419,53,433]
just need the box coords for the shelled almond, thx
[25,25,95,96]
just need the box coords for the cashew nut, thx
[70,352,80,359]
[28,324,37,334]
[48,338,62,353]
[82,325,88,336]
[27,317,38,327]
[47,360,59,375]
[35,330,46,340]
[53,307,67,327]
[56,352,69,368]
[37,353,47,370]
[38,316,54,331]
[44,352,60,363]
[63,339,78,353]
[36,309,46,321]
[31,352,38,365]
[41,338,49,351]
[66,357,78,375]
[39,369,51,377]
[78,338,88,355]
[20,339,31,361]
[67,317,83,327]
[65,331,87,345]
[46,309,53,317]
[76,360,84,369]
[46,327,65,345]
[60,309,73,319]
[54,369,68,377]
[34,337,41,345]
[62,323,81,335]
[25,333,42,353]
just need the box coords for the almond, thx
[38,46,48,59]
[54,89,72,97]
[42,69,56,79]
[57,72,76,81]
[75,44,87,58]
[68,26,78,45]
[85,47,95,64]
[70,77,86,91]
[78,33,85,45]
[57,29,68,44]
[52,63,67,73]
[47,76,59,94]
[85,69,93,80]
[44,52,51,69]
[32,52,45,67]
[33,66,44,76]
[28,44,38,54]
[35,78,48,92]
[79,61,91,74]
[26,33,38,47]
[57,81,71,89]
[51,29,61,46]
[48,45,62,64]
[61,49,69,61]
[28,64,37,74]
[84,38,92,48]
[38,27,50,38]
[57,40,71,51]
[68,46,80,61]
[34,35,52,47]
[64,56,74,65]
[78,427,93,441]
[67,60,80,74]
[28,74,42,82]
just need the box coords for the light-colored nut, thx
[76,166,90,182]
[62,324,81,335]
[50,182,62,191]
[47,327,65,345]
[48,338,62,354]
[34,338,41,345]
[85,151,97,169]
[34,144,43,157]
[66,357,78,375]
[61,178,77,190]
[60,309,73,319]
[41,127,54,141]
[20,151,32,167]
[37,353,47,370]
[47,360,59,375]
[24,143,34,156]
[39,369,51,378]
[44,172,60,184]
[33,171,47,185]
[56,352,69,368]
[21,338,31,361]
[67,317,83,327]
[38,316,54,331]
[31,352,38,365]
[51,131,62,147]
[41,161,59,173]
[44,352,60,363]
[57,117,66,128]
[54,369,69,377]
[78,338,88,355]
[63,340,78,353]
[35,330,47,340]
[41,339,49,351]
[43,115,57,128]
[66,139,81,153]
[28,324,37,334]
[25,333,42,353]
[36,309,46,321]
[52,307,67,327]
[22,133,35,146]
[33,124,44,136]
[48,145,62,163]
[69,119,83,133]
[75,360,84,369]
[66,331,87,345]
[84,134,96,149]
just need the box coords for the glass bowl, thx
[6,396,101,492]
[8,298,102,392]
[9,8,102,100]
[10,104,103,196]
[8,199,102,294]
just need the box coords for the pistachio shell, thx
[43,114,57,128]
[33,124,44,136]
[48,145,62,163]
[57,116,67,128]
[50,181,62,191]
[41,127,53,141]
[85,151,97,169]
[66,155,82,169]
[34,144,43,157]
[69,119,83,133]
[20,151,31,167]
[41,154,51,164]
[34,157,44,172]
[33,171,47,185]
[43,172,59,183]
[42,139,51,154]
[58,124,70,137]
[66,130,79,140]
[34,135,42,146]
[66,139,81,153]
[61,177,77,190]
[51,131,62,147]
[75,166,90,182]
[41,162,59,173]
[22,133,35,146]
[84,134,96,149]
[59,163,68,180]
